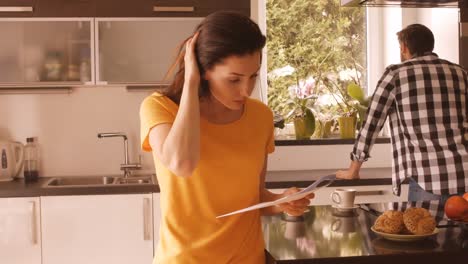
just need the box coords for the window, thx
[265,0,367,140]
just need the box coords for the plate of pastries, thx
[371,207,438,242]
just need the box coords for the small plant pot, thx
[312,120,333,138]
[338,116,356,139]
[294,115,315,140]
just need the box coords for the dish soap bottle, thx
[24,137,39,183]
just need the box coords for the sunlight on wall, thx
[367,7,459,93]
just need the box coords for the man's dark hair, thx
[397,24,434,57]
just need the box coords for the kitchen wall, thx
[0,86,155,177]
[367,7,459,91]
[0,85,392,180]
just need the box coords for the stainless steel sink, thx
[114,176,152,185]
[43,175,154,188]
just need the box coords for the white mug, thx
[331,188,356,208]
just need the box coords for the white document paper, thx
[216,174,336,218]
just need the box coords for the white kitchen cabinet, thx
[0,197,41,264]
[153,193,161,252]
[41,194,153,264]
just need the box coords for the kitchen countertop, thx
[0,176,394,198]
[266,178,392,189]
[262,203,468,264]
[275,137,391,146]
[0,177,159,197]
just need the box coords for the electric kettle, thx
[0,140,24,181]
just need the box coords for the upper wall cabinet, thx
[0,0,35,17]
[0,0,250,88]
[1,0,250,18]
[96,0,154,17]
[0,19,93,86]
[34,0,96,17]
[97,18,203,84]
[96,0,250,17]
[0,0,96,18]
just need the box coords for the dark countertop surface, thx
[0,176,393,198]
[262,202,468,264]
[275,137,391,146]
[0,177,159,197]
[266,178,392,189]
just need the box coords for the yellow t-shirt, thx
[140,93,275,264]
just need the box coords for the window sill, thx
[275,137,390,146]
[268,141,392,171]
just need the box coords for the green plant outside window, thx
[267,0,367,139]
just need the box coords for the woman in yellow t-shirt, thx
[140,11,313,264]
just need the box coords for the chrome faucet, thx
[97,132,141,178]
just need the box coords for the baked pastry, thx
[403,207,436,235]
[374,210,404,234]
[400,224,413,235]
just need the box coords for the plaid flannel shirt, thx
[353,53,468,196]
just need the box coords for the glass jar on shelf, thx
[43,51,63,81]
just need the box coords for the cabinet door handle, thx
[0,6,34,12]
[153,6,195,12]
[29,201,38,245]
[126,84,170,91]
[143,197,152,241]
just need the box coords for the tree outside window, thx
[267,0,366,139]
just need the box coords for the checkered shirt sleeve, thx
[352,67,396,162]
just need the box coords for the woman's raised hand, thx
[184,31,201,89]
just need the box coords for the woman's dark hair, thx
[397,24,434,58]
[161,11,266,104]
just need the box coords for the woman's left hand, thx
[278,187,314,216]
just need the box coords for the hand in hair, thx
[148,32,202,178]
[184,31,201,90]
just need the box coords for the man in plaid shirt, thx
[337,24,468,202]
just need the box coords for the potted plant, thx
[321,70,362,139]
[312,111,334,139]
[286,77,317,140]
[347,82,369,130]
